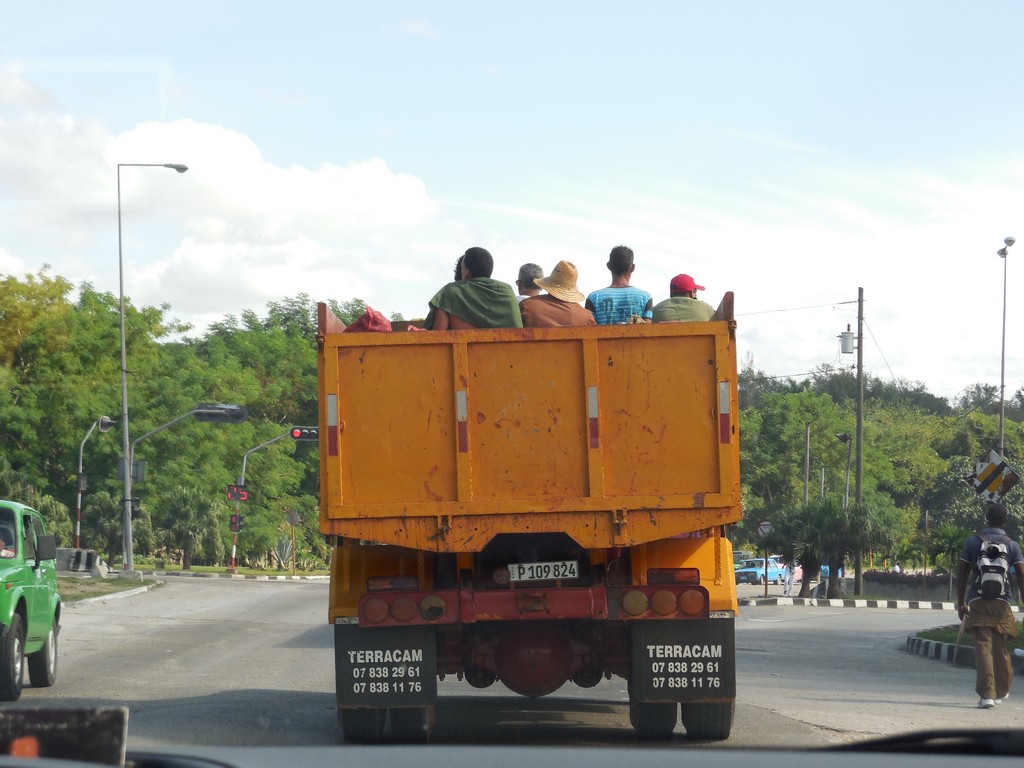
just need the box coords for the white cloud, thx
[400,19,440,39]
[0,62,53,110]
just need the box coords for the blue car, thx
[734,558,787,585]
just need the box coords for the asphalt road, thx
[27,577,1019,750]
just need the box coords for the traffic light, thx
[290,426,319,441]
[226,484,249,501]
[193,403,248,424]
[229,513,245,532]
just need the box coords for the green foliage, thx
[4,268,1024,578]
[157,486,224,570]
[738,354,1019,597]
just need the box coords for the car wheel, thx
[0,613,25,701]
[28,619,58,688]
[759,575,766,585]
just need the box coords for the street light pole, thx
[118,162,188,575]
[76,416,116,549]
[232,432,290,570]
[997,237,1015,455]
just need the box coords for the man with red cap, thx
[652,274,714,323]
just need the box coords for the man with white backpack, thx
[956,502,1024,708]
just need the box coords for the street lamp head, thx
[835,432,852,443]
[98,416,117,433]
[998,248,1008,258]
[1004,236,1015,247]
[164,164,189,173]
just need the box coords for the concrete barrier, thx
[56,548,108,577]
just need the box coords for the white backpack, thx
[975,533,1011,600]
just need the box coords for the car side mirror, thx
[36,534,57,563]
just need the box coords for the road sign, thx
[965,450,1020,502]
[286,510,301,526]
[756,520,773,537]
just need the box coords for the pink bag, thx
[343,306,392,333]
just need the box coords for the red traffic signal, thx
[226,484,249,501]
[290,426,319,441]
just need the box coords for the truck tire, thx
[629,701,678,739]
[389,706,435,743]
[339,708,386,743]
[27,619,58,688]
[680,700,734,740]
[0,614,25,701]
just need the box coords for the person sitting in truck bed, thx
[424,247,523,330]
[520,261,597,328]
[652,273,715,322]
[585,245,654,324]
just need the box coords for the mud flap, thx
[335,624,437,708]
[630,618,735,703]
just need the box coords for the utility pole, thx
[854,287,865,595]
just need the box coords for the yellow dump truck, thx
[317,296,741,742]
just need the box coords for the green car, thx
[0,500,61,700]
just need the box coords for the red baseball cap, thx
[670,274,704,293]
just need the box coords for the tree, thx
[80,492,124,565]
[930,523,972,601]
[157,486,225,570]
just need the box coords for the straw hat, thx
[535,260,585,303]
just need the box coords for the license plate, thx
[508,560,578,582]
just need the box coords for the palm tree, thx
[932,524,972,601]
[81,491,126,565]
[158,486,224,570]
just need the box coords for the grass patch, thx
[917,624,1024,652]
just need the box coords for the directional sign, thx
[965,450,1020,502]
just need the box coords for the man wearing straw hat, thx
[520,261,596,328]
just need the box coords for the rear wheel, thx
[339,708,386,743]
[629,701,678,739]
[28,619,58,688]
[389,706,435,743]
[0,614,25,701]
[680,700,734,740]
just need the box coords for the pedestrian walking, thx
[955,502,1024,708]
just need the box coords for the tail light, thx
[647,568,699,585]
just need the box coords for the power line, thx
[737,299,858,317]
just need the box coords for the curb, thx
[65,581,161,606]
[904,633,1024,675]
[741,596,958,610]
[137,570,328,581]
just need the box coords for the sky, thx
[2,1,1023,402]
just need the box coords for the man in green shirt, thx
[425,247,523,330]
[652,274,715,323]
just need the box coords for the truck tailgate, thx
[318,317,740,551]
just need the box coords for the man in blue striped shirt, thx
[585,245,653,325]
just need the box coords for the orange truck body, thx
[317,297,741,742]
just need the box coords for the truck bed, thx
[317,302,741,552]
